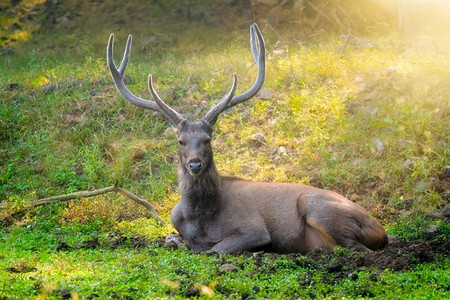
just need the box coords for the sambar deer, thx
[107,24,388,254]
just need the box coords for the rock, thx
[248,133,267,147]
[401,159,414,172]
[2,83,19,91]
[42,83,57,94]
[442,166,450,178]
[369,273,379,282]
[260,88,272,100]
[354,76,367,92]
[55,241,72,251]
[165,234,186,249]
[425,225,440,235]
[442,204,450,220]
[375,139,384,153]
[275,146,287,157]
[414,180,430,192]
[360,106,379,116]
[185,284,201,297]
[272,49,288,56]
[347,273,359,280]
[327,261,343,273]
[219,263,239,273]
[352,158,363,166]
[0,48,14,55]
[59,289,72,299]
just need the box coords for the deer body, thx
[107,24,388,254]
[173,177,387,253]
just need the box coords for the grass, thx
[0,219,449,299]
[1,0,450,298]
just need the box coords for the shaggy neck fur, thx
[178,158,222,221]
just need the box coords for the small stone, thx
[55,241,72,251]
[273,49,288,56]
[3,83,19,90]
[375,139,384,153]
[42,83,57,94]
[165,234,186,249]
[442,166,450,178]
[59,289,72,299]
[276,146,287,157]
[442,204,450,220]
[425,225,440,235]
[369,274,379,282]
[354,76,363,83]
[185,284,201,297]
[414,180,430,192]
[327,261,342,273]
[0,48,14,55]
[260,88,272,100]
[401,159,414,172]
[352,158,363,166]
[248,133,267,147]
[219,263,239,273]
[360,106,379,116]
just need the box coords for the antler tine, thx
[148,75,184,126]
[249,24,258,62]
[117,34,131,77]
[203,73,238,125]
[227,23,266,108]
[106,34,162,112]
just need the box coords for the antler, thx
[107,23,265,126]
[202,23,266,124]
[148,75,184,126]
[203,73,237,125]
[107,34,185,126]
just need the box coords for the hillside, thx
[1,0,449,298]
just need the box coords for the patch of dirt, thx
[55,235,151,251]
[273,233,448,275]
[6,261,37,273]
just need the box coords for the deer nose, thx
[188,161,204,174]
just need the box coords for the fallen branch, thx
[0,184,166,226]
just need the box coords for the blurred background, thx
[2,0,450,55]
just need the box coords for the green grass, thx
[1,0,450,298]
[1,220,449,299]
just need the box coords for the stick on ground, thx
[0,184,166,226]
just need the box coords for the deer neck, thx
[178,161,222,218]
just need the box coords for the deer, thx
[106,24,388,254]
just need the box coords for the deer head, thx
[107,24,265,176]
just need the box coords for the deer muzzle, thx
[188,160,204,174]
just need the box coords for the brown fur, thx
[170,122,388,254]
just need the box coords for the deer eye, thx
[178,140,185,146]
[203,138,211,145]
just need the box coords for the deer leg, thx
[207,227,271,254]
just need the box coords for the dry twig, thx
[0,184,166,226]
